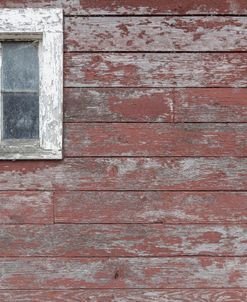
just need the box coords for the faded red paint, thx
[64,88,173,122]
[64,53,247,87]
[64,123,247,157]
[174,88,247,122]
[1,0,247,15]
[54,191,247,224]
[65,17,247,52]
[0,1,246,300]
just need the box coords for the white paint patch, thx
[0,9,63,159]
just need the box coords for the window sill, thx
[0,140,62,160]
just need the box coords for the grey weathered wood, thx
[65,17,247,52]
[0,191,53,224]
[1,0,247,15]
[1,257,247,289]
[54,191,247,224]
[64,53,247,88]
[1,224,247,256]
[0,158,247,190]
[0,289,246,302]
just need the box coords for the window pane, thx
[2,42,39,91]
[3,93,39,139]
[1,41,39,140]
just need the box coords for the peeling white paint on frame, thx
[0,9,63,160]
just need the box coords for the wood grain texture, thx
[2,1,247,297]
[64,123,247,157]
[1,224,247,257]
[0,191,53,224]
[1,289,247,302]
[64,88,247,123]
[54,191,247,224]
[1,0,247,15]
[174,88,247,122]
[64,53,247,88]
[1,157,247,191]
[1,257,247,289]
[64,88,173,122]
[65,17,247,52]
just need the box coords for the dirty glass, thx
[2,42,39,139]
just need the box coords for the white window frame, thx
[0,8,63,159]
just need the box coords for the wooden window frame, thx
[0,8,63,160]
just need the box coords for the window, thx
[0,9,63,159]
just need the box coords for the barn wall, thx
[0,1,247,301]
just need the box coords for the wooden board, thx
[174,88,247,122]
[0,191,53,224]
[54,191,247,224]
[1,289,247,302]
[64,53,247,88]
[1,257,247,289]
[2,1,247,298]
[64,88,173,122]
[0,157,247,191]
[64,123,247,157]
[1,224,247,257]
[1,0,247,15]
[64,88,247,122]
[65,17,247,52]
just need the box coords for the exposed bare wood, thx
[1,257,247,289]
[65,17,247,52]
[0,158,247,191]
[1,0,247,15]
[1,289,247,302]
[1,1,247,297]
[64,53,247,88]
[54,191,247,224]
[0,191,53,224]
[1,224,247,257]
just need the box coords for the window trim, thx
[0,9,63,160]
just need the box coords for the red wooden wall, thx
[0,1,247,301]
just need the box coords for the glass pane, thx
[2,42,39,92]
[1,41,39,140]
[3,93,39,139]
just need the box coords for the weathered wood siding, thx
[0,1,247,301]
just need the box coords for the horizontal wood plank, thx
[174,88,247,122]
[64,88,173,122]
[1,289,247,301]
[64,123,247,157]
[1,257,247,289]
[65,17,247,52]
[1,0,247,15]
[0,191,53,224]
[64,53,247,88]
[1,224,247,257]
[54,191,247,224]
[64,88,247,122]
[1,158,247,190]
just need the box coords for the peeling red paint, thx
[0,1,246,298]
